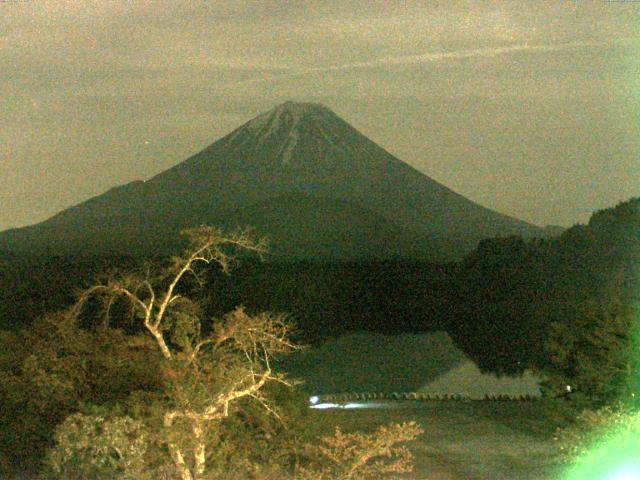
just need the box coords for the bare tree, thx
[73,226,297,480]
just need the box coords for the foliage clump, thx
[0,312,160,474]
[44,411,149,480]
[541,299,637,403]
[297,421,423,480]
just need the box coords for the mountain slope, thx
[213,192,438,260]
[0,101,543,259]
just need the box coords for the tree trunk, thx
[193,421,207,479]
[168,443,194,480]
[147,323,172,360]
[165,412,194,480]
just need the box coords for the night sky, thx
[2,0,639,231]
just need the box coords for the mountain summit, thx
[0,101,543,259]
[173,100,397,172]
[227,101,352,166]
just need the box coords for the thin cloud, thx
[238,40,608,85]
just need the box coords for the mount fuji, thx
[0,101,544,260]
